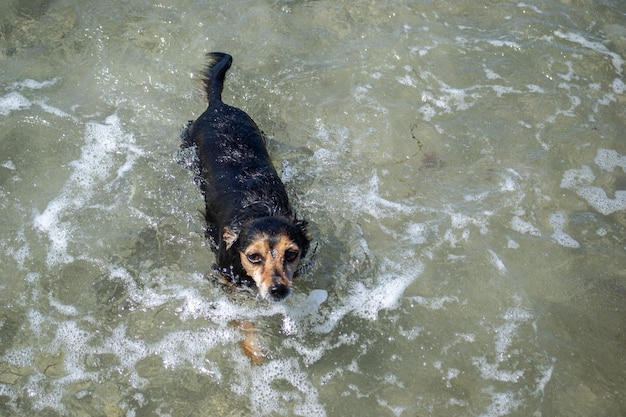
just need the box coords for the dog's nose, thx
[269,284,290,300]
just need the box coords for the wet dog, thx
[183,52,311,301]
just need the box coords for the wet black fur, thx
[182,52,310,288]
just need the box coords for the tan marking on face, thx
[239,233,301,300]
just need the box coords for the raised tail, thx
[201,52,233,104]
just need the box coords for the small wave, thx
[33,114,143,265]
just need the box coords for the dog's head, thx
[223,217,311,301]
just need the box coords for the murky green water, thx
[1,0,625,415]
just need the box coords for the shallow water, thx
[1,0,625,415]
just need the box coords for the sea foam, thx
[33,114,143,265]
[554,31,624,75]
[561,149,626,215]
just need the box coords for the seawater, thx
[1,0,625,416]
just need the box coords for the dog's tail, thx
[202,52,233,105]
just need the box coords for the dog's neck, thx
[228,205,293,229]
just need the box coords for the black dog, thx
[183,52,311,301]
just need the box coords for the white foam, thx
[594,148,626,173]
[288,289,328,319]
[464,191,490,202]
[347,172,416,218]
[26,373,67,413]
[447,210,489,236]
[517,2,543,14]
[560,164,595,188]
[26,272,39,284]
[499,173,517,192]
[490,85,521,97]
[612,78,626,94]
[479,390,523,417]
[483,66,502,80]
[507,238,520,249]
[311,259,422,334]
[396,74,416,87]
[0,79,70,119]
[408,295,459,310]
[450,212,472,229]
[240,357,326,417]
[561,152,626,215]
[534,362,555,395]
[549,213,564,232]
[549,212,580,248]
[377,397,405,417]
[488,249,508,274]
[473,306,532,385]
[550,231,580,248]
[556,61,575,81]
[284,337,335,366]
[576,186,626,215]
[33,114,143,265]
[174,287,217,320]
[405,222,428,245]
[487,40,521,50]
[1,159,16,170]
[28,309,44,336]
[348,261,420,321]
[99,324,148,388]
[4,228,30,269]
[47,321,99,384]
[445,368,461,387]
[597,91,616,106]
[49,297,80,316]
[526,84,545,93]
[34,99,76,120]
[10,78,58,90]
[280,160,298,182]
[509,216,541,236]
[155,328,231,373]
[554,30,624,74]
[417,77,481,120]
[0,91,31,115]
[418,103,437,121]
[398,325,422,340]
[4,346,34,367]
[19,276,333,414]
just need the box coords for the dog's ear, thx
[295,219,312,242]
[294,218,312,257]
[223,226,239,250]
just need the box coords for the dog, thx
[183,52,311,301]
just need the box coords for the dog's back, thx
[189,53,292,237]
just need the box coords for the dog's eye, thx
[284,249,299,262]
[246,253,263,264]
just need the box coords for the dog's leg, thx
[230,320,265,364]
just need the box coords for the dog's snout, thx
[269,284,290,300]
